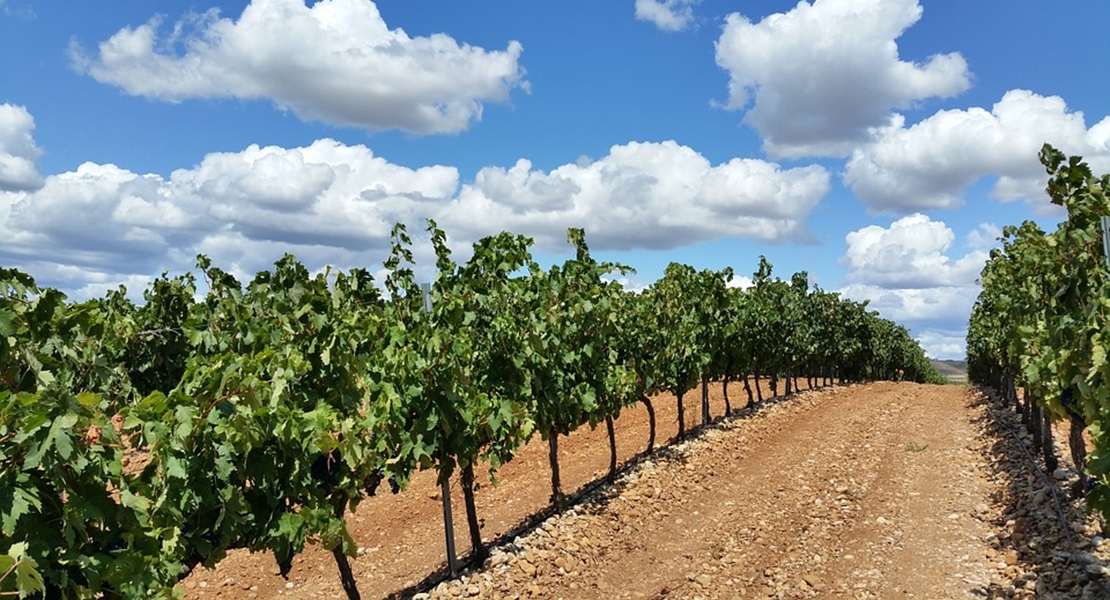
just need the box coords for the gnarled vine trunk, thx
[701,374,710,425]
[460,463,487,562]
[548,433,565,508]
[676,390,686,438]
[606,416,617,480]
[722,377,731,415]
[639,395,656,452]
[1042,405,1058,472]
[331,501,361,600]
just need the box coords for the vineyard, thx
[968,144,1110,520]
[0,222,941,598]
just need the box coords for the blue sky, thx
[2,0,1109,359]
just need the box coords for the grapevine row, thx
[1,222,940,598]
[968,144,1110,518]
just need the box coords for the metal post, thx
[421,282,434,314]
[440,478,459,577]
[1100,216,1110,271]
[701,374,710,425]
[422,282,460,578]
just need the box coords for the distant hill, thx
[930,359,967,382]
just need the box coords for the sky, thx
[2,0,1109,360]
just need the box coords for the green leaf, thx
[214,452,233,480]
[53,429,74,463]
[5,543,44,598]
[119,488,151,512]
[35,370,54,387]
[164,456,187,480]
[2,490,30,534]
[75,392,101,409]
[0,309,14,337]
[276,511,306,544]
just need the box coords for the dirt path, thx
[439,382,1000,600]
[181,382,1109,599]
[183,377,793,598]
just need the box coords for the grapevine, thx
[1,223,940,598]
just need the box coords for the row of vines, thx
[1,222,941,598]
[968,144,1110,517]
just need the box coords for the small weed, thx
[904,441,928,452]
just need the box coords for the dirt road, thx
[183,382,1110,599]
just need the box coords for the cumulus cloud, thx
[441,140,830,250]
[839,214,988,359]
[966,223,1001,250]
[912,329,968,360]
[0,139,459,293]
[174,140,459,250]
[635,0,698,32]
[4,163,190,273]
[1,134,829,297]
[842,279,979,358]
[842,213,987,288]
[0,104,43,192]
[70,0,526,134]
[841,282,979,332]
[845,90,1110,212]
[714,0,969,158]
[727,274,754,290]
[608,276,650,294]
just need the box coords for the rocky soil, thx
[182,382,1110,599]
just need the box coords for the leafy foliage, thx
[968,144,1110,517]
[1,223,937,598]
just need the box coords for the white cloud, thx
[714,0,969,158]
[842,280,978,360]
[841,282,979,332]
[842,213,987,288]
[0,257,154,300]
[173,139,459,250]
[726,274,754,290]
[839,214,990,361]
[1,127,829,297]
[635,0,698,32]
[966,223,1001,250]
[1,138,459,292]
[441,140,830,250]
[608,276,650,294]
[3,162,187,274]
[841,282,978,358]
[71,0,526,134]
[913,329,967,360]
[0,104,43,192]
[845,90,1110,212]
